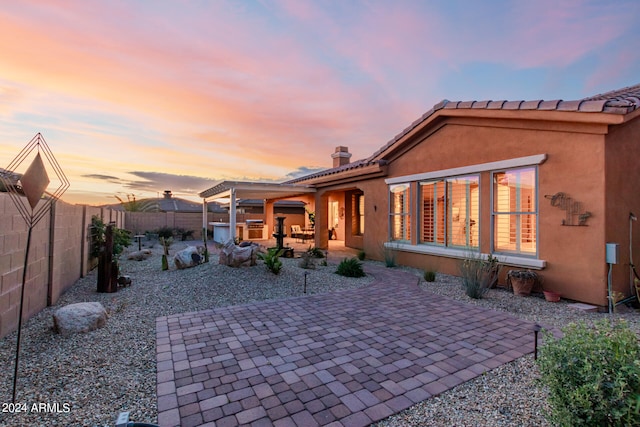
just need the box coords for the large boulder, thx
[53,302,108,335]
[174,245,205,269]
[219,240,259,267]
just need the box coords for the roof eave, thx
[370,107,627,162]
[295,163,388,186]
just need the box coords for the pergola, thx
[198,180,316,242]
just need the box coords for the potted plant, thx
[507,269,539,296]
[543,289,561,302]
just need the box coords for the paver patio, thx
[156,264,536,427]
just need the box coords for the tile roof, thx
[291,83,640,185]
[368,82,640,161]
[284,158,383,184]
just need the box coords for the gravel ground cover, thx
[1,241,639,427]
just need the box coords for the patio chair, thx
[291,225,303,240]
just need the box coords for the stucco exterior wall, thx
[385,119,608,305]
[315,115,620,306]
[604,114,640,301]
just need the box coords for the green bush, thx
[423,270,437,282]
[357,250,366,261]
[89,216,131,258]
[537,319,640,426]
[306,246,325,258]
[459,252,500,299]
[258,248,283,274]
[298,252,316,270]
[156,226,174,239]
[336,257,365,278]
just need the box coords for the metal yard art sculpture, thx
[0,133,69,402]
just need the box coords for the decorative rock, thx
[127,249,153,261]
[117,275,132,286]
[53,302,108,335]
[219,239,259,267]
[174,246,205,269]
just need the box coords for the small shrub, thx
[298,252,316,270]
[381,242,397,268]
[357,250,366,261]
[336,257,365,278]
[306,246,325,258]
[258,248,284,274]
[159,237,173,271]
[537,319,640,427]
[156,226,174,239]
[423,270,437,282]
[174,227,194,241]
[89,216,131,258]
[459,252,500,299]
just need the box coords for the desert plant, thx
[423,270,437,282]
[258,247,284,274]
[156,226,175,239]
[306,246,325,258]
[159,237,173,271]
[114,193,159,212]
[89,216,131,259]
[381,242,397,268]
[537,319,640,426]
[336,257,365,277]
[459,252,500,299]
[357,250,366,261]
[174,227,194,241]
[298,251,316,270]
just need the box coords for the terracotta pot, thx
[543,290,561,302]
[511,277,535,296]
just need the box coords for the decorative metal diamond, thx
[0,133,69,227]
[20,152,50,209]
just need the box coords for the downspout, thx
[47,201,56,306]
[630,212,637,295]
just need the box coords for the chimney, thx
[163,190,172,199]
[331,146,352,168]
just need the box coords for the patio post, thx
[229,188,236,243]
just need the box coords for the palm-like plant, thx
[114,193,159,212]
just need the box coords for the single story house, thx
[201,83,640,307]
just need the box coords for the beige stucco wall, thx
[604,113,640,302]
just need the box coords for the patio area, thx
[156,263,536,427]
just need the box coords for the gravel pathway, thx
[0,241,638,427]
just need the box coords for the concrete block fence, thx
[0,194,123,338]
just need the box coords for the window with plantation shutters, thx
[420,175,479,248]
[390,184,410,241]
[492,167,537,255]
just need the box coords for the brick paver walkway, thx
[156,265,535,427]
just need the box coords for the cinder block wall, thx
[0,195,51,338]
[125,212,230,240]
[0,194,121,338]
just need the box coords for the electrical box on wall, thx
[606,243,619,264]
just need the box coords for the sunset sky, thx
[1,0,639,206]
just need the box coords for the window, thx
[420,175,479,248]
[492,167,537,255]
[390,184,410,241]
[352,193,365,235]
